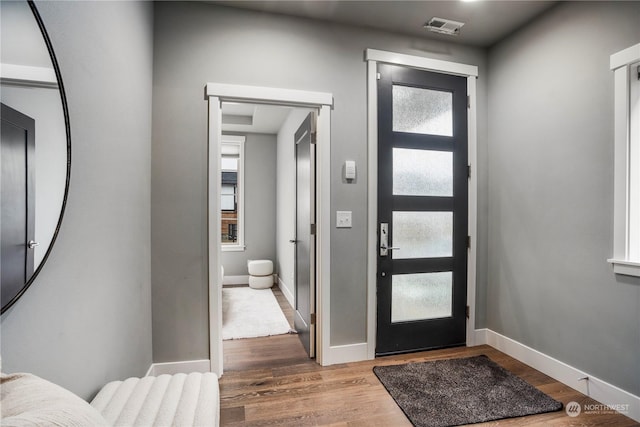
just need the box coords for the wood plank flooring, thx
[220,287,638,426]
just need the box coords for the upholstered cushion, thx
[1,372,110,427]
[247,260,273,276]
[249,275,273,289]
[91,372,219,426]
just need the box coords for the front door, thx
[294,112,316,357]
[376,64,468,355]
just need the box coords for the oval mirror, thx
[1,0,71,314]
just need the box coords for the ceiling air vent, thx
[424,17,465,36]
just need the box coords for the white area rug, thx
[222,287,291,340]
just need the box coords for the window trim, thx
[221,135,245,252]
[608,43,640,277]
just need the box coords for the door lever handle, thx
[379,223,400,256]
[28,240,39,249]
[289,239,298,244]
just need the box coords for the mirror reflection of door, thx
[1,104,35,307]
[0,0,71,314]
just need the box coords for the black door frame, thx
[375,64,468,355]
[365,49,479,359]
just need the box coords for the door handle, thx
[379,223,400,256]
[27,240,39,249]
[289,239,298,244]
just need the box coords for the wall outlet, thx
[336,211,352,228]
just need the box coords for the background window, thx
[221,136,244,249]
[609,45,640,276]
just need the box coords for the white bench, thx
[91,372,219,426]
[1,372,219,427]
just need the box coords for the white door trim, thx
[206,83,333,375]
[365,49,479,359]
[365,49,478,78]
[207,96,223,375]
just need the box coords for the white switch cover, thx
[336,211,352,228]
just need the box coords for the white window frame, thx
[608,43,640,277]
[220,135,245,252]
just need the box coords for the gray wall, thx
[487,1,640,396]
[221,133,277,276]
[151,1,487,361]
[0,1,153,400]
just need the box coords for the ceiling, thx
[215,1,559,134]
[210,0,557,48]
[222,102,294,134]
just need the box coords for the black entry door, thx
[294,112,316,357]
[376,64,468,355]
[1,103,36,307]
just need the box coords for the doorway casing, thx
[365,49,479,358]
[206,83,333,375]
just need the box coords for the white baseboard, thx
[147,359,211,376]
[475,328,640,422]
[222,275,249,286]
[277,275,294,308]
[321,343,368,366]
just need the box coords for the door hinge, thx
[310,313,316,325]
[466,305,470,319]
[376,72,381,80]
[467,164,471,179]
[310,132,317,145]
[310,224,316,235]
[466,235,471,249]
[467,95,471,109]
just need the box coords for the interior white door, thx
[294,112,316,358]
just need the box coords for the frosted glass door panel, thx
[393,148,453,196]
[392,272,453,322]
[392,85,453,136]
[392,211,452,259]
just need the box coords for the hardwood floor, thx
[220,287,638,426]
[223,286,309,372]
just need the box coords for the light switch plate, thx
[336,211,352,228]
[344,160,356,180]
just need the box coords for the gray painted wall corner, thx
[486,0,640,396]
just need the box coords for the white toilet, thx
[247,260,273,289]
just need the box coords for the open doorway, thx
[217,102,314,371]
[206,83,333,376]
